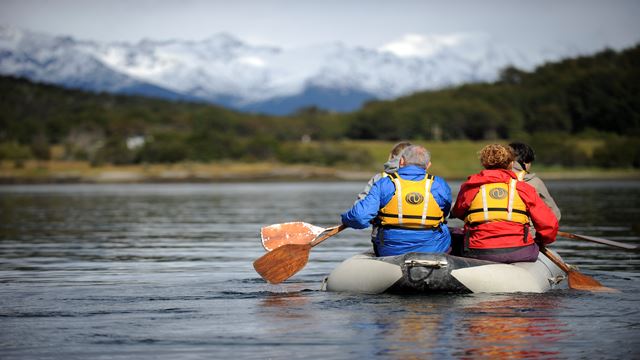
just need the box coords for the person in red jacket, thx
[451,144,558,263]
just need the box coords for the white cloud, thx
[379,33,471,58]
[1,1,638,63]
[237,56,266,68]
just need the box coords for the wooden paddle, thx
[539,247,619,293]
[253,224,346,284]
[558,231,637,250]
[261,221,328,251]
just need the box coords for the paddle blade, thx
[540,247,618,293]
[261,222,324,251]
[253,244,311,284]
[567,271,620,293]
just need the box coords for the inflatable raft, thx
[321,251,567,294]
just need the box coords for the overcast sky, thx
[1,0,639,56]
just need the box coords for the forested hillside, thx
[1,45,639,168]
[348,45,639,140]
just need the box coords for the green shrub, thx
[527,133,591,167]
[30,134,51,160]
[138,134,189,164]
[0,141,32,160]
[593,137,640,168]
[92,138,136,165]
[241,135,280,161]
[186,131,243,161]
[277,142,373,167]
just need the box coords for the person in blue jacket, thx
[341,145,452,256]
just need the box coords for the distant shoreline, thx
[0,160,372,184]
[1,160,639,184]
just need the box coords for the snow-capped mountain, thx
[0,26,571,115]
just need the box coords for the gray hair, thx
[400,145,431,169]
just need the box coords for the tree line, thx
[0,44,638,168]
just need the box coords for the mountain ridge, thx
[0,25,584,114]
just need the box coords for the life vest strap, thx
[382,224,442,231]
[507,179,516,221]
[465,208,529,215]
[421,174,434,226]
[377,211,443,221]
[480,185,489,221]
[392,174,403,225]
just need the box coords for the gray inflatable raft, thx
[322,251,567,294]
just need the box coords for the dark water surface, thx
[1,181,639,359]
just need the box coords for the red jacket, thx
[451,169,558,250]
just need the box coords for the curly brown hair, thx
[479,144,515,169]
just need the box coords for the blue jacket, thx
[341,165,452,256]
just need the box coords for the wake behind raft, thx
[321,251,567,294]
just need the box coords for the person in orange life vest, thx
[509,142,561,222]
[342,145,452,256]
[451,144,558,263]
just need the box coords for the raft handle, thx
[404,259,448,269]
[548,275,566,286]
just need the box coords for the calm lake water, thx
[1,180,639,359]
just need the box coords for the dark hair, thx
[509,142,535,164]
[389,141,412,158]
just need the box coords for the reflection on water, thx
[372,299,447,359]
[457,295,567,359]
[0,181,639,359]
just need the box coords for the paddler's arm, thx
[431,176,452,218]
[450,185,479,220]
[341,177,393,229]
[356,172,383,203]
[528,176,562,222]
[517,182,559,245]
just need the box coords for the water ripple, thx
[0,181,639,359]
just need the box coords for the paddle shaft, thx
[539,247,572,273]
[558,231,637,250]
[310,224,346,247]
